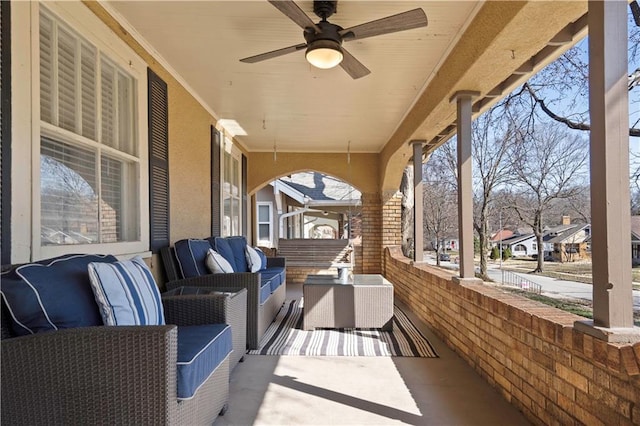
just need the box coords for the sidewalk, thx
[423,253,640,312]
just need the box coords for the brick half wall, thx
[384,246,640,425]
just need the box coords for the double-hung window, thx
[257,202,273,246]
[222,135,241,236]
[36,4,147,257]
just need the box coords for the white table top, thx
[304,274,392,286]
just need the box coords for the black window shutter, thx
[147,69,170,253]
[242,154,247,237]
[211,126,221,237]
[1,1,12,265]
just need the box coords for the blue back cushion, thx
[227,237,249,272]
[0,254,117,336]
[213,237,237,272]
[174,239,212,278]
[214,237,249,272]
[177,324,232,400]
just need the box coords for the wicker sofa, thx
[1,254,233,425]
[161,236,286,349]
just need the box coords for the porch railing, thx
[500,270,542,294]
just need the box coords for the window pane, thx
[101,59,115,148]
[232,157,239,197]
[223,196,231,236]
[232,198,239,235]
[40,13,54,124]
[258,205,269,222]
[57,27,77,133]
[41,138,98,245]
[101,155,138,243]
[117,71,134,155]
[80,43,96,140]
[258,224,270,240]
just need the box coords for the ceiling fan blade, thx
[268,0,321,33]
[339,8,427,41]
[339,48,371,80]
[240,43,307,63]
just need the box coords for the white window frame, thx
[221,132,242,237]
[12,2,149,261]
[256,202,273,247]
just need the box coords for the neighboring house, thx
[545,222,591,263]
[427,237,459,252]
[254,172,361,248]
[630,216,640,265]
[490,230,513,246]
[498,233,538,257]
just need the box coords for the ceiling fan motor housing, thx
[313,1,338,20]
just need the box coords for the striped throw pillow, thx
[88,256,165,326]
[205,249,234,274]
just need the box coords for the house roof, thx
[490,230,513,242]
[545,224,590,244]
[277,172,361,204]
[500,233,535,245]
[631,216,640,240]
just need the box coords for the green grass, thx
[503,288,640,326]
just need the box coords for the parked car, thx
[439,253,451,262]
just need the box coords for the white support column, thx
[450,91,480,283]
[412,141,425,263]
[574,0,640,342]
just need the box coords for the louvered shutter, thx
[1,0,11,264]
[242,154,247,237]
[148,69,169,253]
[211,126,221,237]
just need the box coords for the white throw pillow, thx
[206,249,234,273]
[245,245,262,273]
[88,256,165,326]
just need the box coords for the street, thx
[423,253,640,312]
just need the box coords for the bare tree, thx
[400,165,414,258]
[508,10,640,138]
[470,108,517,280]
[423,147,458,267]
[507,122,590,272]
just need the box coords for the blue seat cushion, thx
[261,267,285,293]
[259,279,272,305]
[176,324,232,400]
[0,254,117,336]
[174,239,212,278]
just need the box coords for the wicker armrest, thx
[163,293,234,326]
[2,325,178,425]
[266,256,286,268]
[166,272,259,292]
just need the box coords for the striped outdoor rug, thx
[248,299,438,357]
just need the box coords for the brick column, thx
[382,190,402,248]
[360,192,382,274]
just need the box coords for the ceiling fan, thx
[239,0,428,79]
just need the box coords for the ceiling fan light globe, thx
[306,41,343,69]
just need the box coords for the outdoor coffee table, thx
[303,274,394,331]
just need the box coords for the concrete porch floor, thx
[214,282,531,426]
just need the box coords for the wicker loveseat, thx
[162,236,286,349]
[1,254,233,425]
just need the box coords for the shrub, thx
[490,246,500,260]
[503,246,512,259]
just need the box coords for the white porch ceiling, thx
[105,1,483,153]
